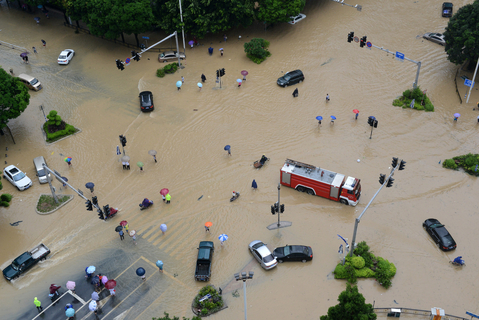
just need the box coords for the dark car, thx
[277,69,304,87]
[423,218,457,251]
[273,245,313,263]
[442,2,453,17]
[139,91,154,112]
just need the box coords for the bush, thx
[351,256,365,269]
[374,258,396,289]
[163,63,178,74]
[201,309,208,315]
[355,268,375,278]
[156,68,165,78]
[333,263,348,279]
[1,193,13,202]
[0,201,9,207]
[393,87,434,111]
[443,159,457,169]
[44,123,76,141]
[47,110,62,126]
[353,241,375,268]
[244,38,271,64]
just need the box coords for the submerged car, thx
[423,218,457,251]
[288,13,306,25]
[423,33,446,46]
[248,240,278,270]
[273,245,313,263]
[277,69,305,87]
[57,49,75,64]
[442,2,453,17]
[139,91,154,112]
[3,165,32,191]
[158,51,186,63]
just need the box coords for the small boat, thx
[230,192,240,202]
[253,157,269,169]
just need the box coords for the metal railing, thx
[374,307,468,320]
[0,40,28,52]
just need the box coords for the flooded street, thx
[1,0,479,319]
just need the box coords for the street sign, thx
[353,36,359,43]
[395,51,405,61]
[125,57,131,65]
[464,79,475,88]
[366,41,372,48]
[142,36,150,39]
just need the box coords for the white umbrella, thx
[89,300,97,311]
[218,234,228,242]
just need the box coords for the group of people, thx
[122,161,131,169]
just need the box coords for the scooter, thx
[230,192,240,202]
[450,256,465,266]
[139,199,154,210]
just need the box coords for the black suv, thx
[277,70,304,87]
[442,2,453,17]
[139,91,154,112]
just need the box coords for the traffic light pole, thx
[330,0,362,11]
[277,184,281,228]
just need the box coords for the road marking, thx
[113,307,133,320]
[69,290,86,304]
[133,287,170,320]
[157,223,190,249]
[167,229,199,256]
[141,223,163,238]
[141,256,193,291]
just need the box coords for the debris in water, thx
[438,160,441,164]
[394,300,399,304]
[198,195,203,200]
[193,109,198,111]
[10,221,23,226]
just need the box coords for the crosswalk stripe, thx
[141,223,163,239]
[167,229,201,256]
[157,223,191,250]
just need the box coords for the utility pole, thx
[466,58,479,103]
[178,0,186,53]
[330,0,362,11]
[234,272,254,320]
[45,164,59,204]
[267,183,292,230]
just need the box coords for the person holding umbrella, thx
[65,306,75,319]
[136,267,146,281]
[91,291,99,301]
[330,115,336,124]
[65,157,72,167]
[89,300,98,315]
[241,70,248,81]
[454,113,460,121]
[105,279,117,295]
[219,234,228,246]
[160,188,169,202]
[148,150,157,163]
[316,116,322,125]
[130,230,137,245]
[224,145,231,156]
[205,221,212,232]
[160,224,167,235]
[353,109,359,120]
[156,260,164,273]
[137,161,144,172]
[66,281,76,294]
[176,81,182,91]
[201,74,206,83]
[85,266,95,278]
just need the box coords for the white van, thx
[17,74,42,91]
[33,156,50,184]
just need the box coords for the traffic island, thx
[42,110,81,144]
[191,285,227,317]
[392,87,434,111]
[443,153,479,176]
[36,194,74,215]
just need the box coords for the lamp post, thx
[234,271,254,320]
[178,0,186,52]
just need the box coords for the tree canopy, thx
[320,284,377,320]
[444,0,479,65]
[255,0,306,24]
[0,68,30,130]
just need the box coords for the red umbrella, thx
[160,188,169,196]
[49,284,61,294]
[120,220,128,227]
[104,279,117,289]
[353,109,359,114]
[241,70,248,76]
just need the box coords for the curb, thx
[41,126,82,146]
[36,194,74,215]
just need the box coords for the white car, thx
[3,165,32,191]
[58,49,75,65]
[423,33,446,46]
[248,240,278,270]
[288,13,306,25]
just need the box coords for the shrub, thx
[163,63,178,74]
[345,264,357,284]
[464,153,478,167]
[1,193,13,202]
[47,110,62,126]
[44,123,76,141]
[333,264,348,279]
[394,87,434,111]
[244,38,271,64]
[156,68,165,78]
[353,241,375,268]
[0,201,10,207]
[374,258,396,289]
[392,99,402,107]
[443,159,457,169]
[201,309,208,315]
[355,268,375,278]
[351,256,365,269]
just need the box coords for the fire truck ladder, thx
[285,159,317,172]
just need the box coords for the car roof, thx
[5,165,20,174]
[256,245,271,257]
[286,69,303,75]
[60,50,72,54]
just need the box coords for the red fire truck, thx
[280,159,361,206]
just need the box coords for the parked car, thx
[423,218,457,251]
[288,13,306,25]
[17,74,42,91]
[277,69,305,87]
[442,2,453,17]
[158,51,186,63]
[139,91,154,112]
[57,49,75,64]
[33,156,51,184]
[248,240,278,270]
[3,165,32,191]
[194,241,214,281]
[2,244,50,281]
[273,245,313,263]
[423,33,446,46]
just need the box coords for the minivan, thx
[277,70,305,87]
[33,156,50,184]
[17,74,42,91]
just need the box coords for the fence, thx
[374,307,468,320]
[0,40,28,53]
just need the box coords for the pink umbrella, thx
[66,281,76,290]
[160,188,169,196]
[102,275,108,284]
[241,70,248,76]
[353,109,359,114]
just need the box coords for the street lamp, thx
[234,271,254,320]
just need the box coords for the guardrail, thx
[374,307,468,320]
[0,40,28,52]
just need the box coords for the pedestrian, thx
[177,86,181,91]
[65,303,73,310]
[9,68,14,76]
[292,88,298,98]
[132,233,137,244]
[221,240,224,246]
[165,193,171,204]
[201,74,206,83]
[140,166,143,172]
[91,291,99,301]
[205,225,210,232]
[124,223,129,233]
[318,120,322,125]
[85,267,94,278]
[109,288,116,296]
[223,34,227,42]
[477,115,479,123]
[98,274,103,288]
[162,194,166,202]
[355,112,359,120]
[67,159,71,167]
[243,75,246,81]
[454,116,458,122]
[119,229,124,240]
[331,118,335,125]
[326,94,330,102]
[25,55,29,63]
[227,148,231,156]
[126,161,130,170]
[238,82,241,88]
[41,39,46,47]
[153,155,157,163]
[208,47,213,55]
[122,161,126,170]
[181,76,185,83]
[220,49,224,57]
[141,275,146,281]
[33,47,37,54]
[34,297,43,312]
[252,179,257,190]
[157,261,164,273]
[22,56,26,63]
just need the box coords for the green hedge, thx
[156,68,165,78]
[163,63,178,74]
[392,87,434,111]
[244,38,271,64]
[1,194,13,202]
[443,153,479,176]
[43,123,76,141]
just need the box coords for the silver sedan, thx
[423,33,446,46]
[248,240,278,270]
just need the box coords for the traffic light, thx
[219,68,225,77]
[119,135,127,147]
[131,50,140,62]
[360,38,365,48]
[280,204,285,213]
[216,69,220,78]
[98,208,104,220]
[86,200,93,211]
[103,205,110,217]
[379,174,386,185]
[362,36,367,44]
[271,205,276,215]
[116,59,124,70]
[391,157,398,168]
[347,32,354,43]
[92,196,98,206]
[368,116,375,126]
[399,160,406,170]
[386,177,394,188]
[373,119,378,128]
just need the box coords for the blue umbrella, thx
[218,234,228,242]
[34,17,40,21]
[65,308,75,317]
[136,267,146,276]
[87,265,96,274]
[188,40,194,45]
[197,83,203,88]
[90,276,100,285]
[236,79,242,83]
[160,224,167,232]
[85,182,95,189]
[156,260,163,268]
[316,116,323,121]
[61,177,68,187]
[330,116,336,120]
[224,145,231,151]
[454,113,461,118]
[176,81,182,88]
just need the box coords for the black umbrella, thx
[115,226,123,232]
[90,276,100,285]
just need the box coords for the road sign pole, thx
[413,61,421,89]
[466,58,479,103]
[44,164,59,204]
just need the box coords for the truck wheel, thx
[340,199,349,205]
[296,186,305,192]
[306,188,314,195]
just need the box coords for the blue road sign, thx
[395,51,405,61]
[466,311,479,319]
[125,57,131,65]
[142,36,150,39]
[366,41,372,48]
[464,79,475,88]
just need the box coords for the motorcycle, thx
[139,199,154,210]
[450,256,465,266]
[230,192,240,202]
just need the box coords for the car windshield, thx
[59,55,66,59]
[13,172,26,181]
[160,53,165,58]
[30,78,38,85]
[283,246,291,256]
[430,223,443,228]
[11,261,19,271]
[37,169,45,176]
[252,242,263,250]
[263,254,274,263]
[283,75,291,81]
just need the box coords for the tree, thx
[244,38,271,63]
[255,0,306,24]
[320,284,377,320]
[444,0,479,65]
[0,68,30,130]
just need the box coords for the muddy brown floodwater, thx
[2,0,479,319]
